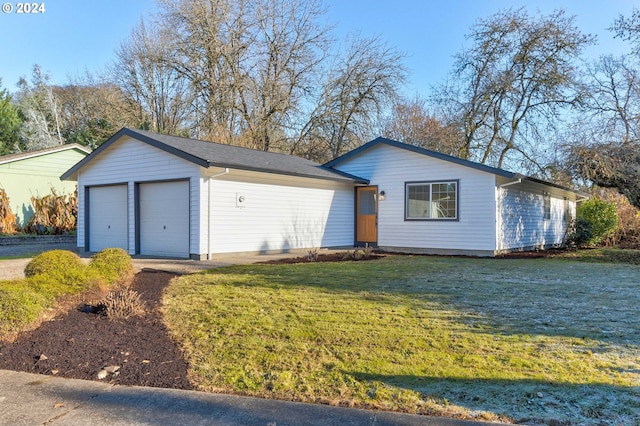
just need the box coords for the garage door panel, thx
[89,185,128,252]
[139,181,189,258]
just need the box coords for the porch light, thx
[379,190,386,201]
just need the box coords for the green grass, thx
[163,254,640,424]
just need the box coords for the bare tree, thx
[567,54,640,208]
[16,65,64,150]
[293,35,406,161]
[55,73,140,148]
[113,19,193,135]
[155,0,238,142]
[158,0,330,150]
[433,8,594,172]
[563,8,640,208]
[611,8,640,57]
[382,95,461,156]
[106,0,406,161]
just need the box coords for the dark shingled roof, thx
[61,128,368,184]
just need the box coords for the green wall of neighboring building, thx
[0,149,87,227]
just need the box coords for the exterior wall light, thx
[379,190,386,201]
[236,193,246,207]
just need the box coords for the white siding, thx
[76,136,201,255]
[333,144,497,254]
[199,169,354,255]
[498,183,576,251]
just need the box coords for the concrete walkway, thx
[0,249,329,280]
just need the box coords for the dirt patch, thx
[257,252,385,264]
[0,270,193,390]
[496,248,567,259]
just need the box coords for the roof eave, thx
[521,176,590,198]
[1,143,91,167]
[326,137,592,195]
[325,137,517,179]
[207,161,368,184]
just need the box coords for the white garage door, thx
[89,185,128,252]
[139,180,190,258]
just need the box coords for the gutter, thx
[499,178,522,188]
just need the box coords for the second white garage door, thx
[139,180,190,258]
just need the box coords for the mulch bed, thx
[257,252,385,264]
[0,270,193,390]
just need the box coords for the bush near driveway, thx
[163,254,640,425]
[0,248,133,340]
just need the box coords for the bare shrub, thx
[96,289,145,320]
[0,188,18,234]
[306,249,319,262]
[602,190,640,249]
[341,245,375,261]
[340,250,353,260]
[23,188,77,235]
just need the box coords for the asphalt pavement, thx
[0,369,500,426]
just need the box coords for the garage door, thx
[139,180,190,258]
[89,185,128,252]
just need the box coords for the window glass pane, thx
[432,183,456,218]
[407,185,430,218]
[406,182,457,219]
[359,190,376,215]
[543,194,551,220]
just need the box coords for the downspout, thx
[78,170,83,253]
[207,168,229,260]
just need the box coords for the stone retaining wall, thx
[0,235,76,246]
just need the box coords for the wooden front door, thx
[356,186,378,244]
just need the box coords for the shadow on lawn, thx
[350,372,640,424]
[208,259,640,348]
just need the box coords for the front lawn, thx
[162,254,640,424]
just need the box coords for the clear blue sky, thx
[0,0,636,95]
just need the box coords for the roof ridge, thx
[130,128,317,164]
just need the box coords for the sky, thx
[0,0,637,96]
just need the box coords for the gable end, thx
[61,128,210,180]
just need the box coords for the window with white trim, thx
[543,192,551,220]
[405,181,458,220]
[562,197,571,224]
